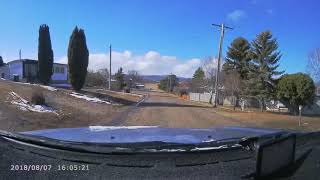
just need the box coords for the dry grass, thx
[0,79,126,132]
[215,106,320,131]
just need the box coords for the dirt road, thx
[107,90,244,128]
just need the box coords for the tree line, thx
[191,31,316,114]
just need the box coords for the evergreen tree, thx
[223,37,251,80]
[38,24,54,85]
[0,56,4,67]
[68,27,89,91]
[193,67,205,80]
[115,67,125,90]
[191,67,205,93]
[245,31,284,111]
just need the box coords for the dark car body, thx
[0,126,319,179]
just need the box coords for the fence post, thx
[299,105,302,126]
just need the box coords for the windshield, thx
[0,0,319,179]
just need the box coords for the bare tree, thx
[85,68,109,87]
[307,48,320,83]
[222,70,242,110]
[201,56,218,103]
[202,57,217,92]
[99,68,110,87]
[127,70,142,88]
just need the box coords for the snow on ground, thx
[13,82,57,91]
[70,92,112,104]
[38,85,57,91]
[8,91,58,115]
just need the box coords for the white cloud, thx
[227,10,247,22]
[57,50,202,78]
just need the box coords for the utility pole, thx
[169,74,172,92]
[109,45,112,90]
[212,23,233,107]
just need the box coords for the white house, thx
[51,63,68,83]
[4,59,68,83]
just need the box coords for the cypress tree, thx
[68,27,89,91]
[0,56,4,67]
[38,24,54,85]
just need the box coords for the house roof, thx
[7,59,36,64]
[7,59,67,66]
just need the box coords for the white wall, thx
[8,62,23,79]
[189,92,213,103]
[51,64,68,81]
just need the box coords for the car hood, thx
[20,126,286,144]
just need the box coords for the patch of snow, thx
[13,81,31,85]
[70,92,111,104]
[1,78,6,80]
[89,126,157,132]
[38,85,57,91]
[13,82,57,91]
[8,91,58,115]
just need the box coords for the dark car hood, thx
[20,126,286,144]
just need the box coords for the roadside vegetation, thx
[185,30,317,116]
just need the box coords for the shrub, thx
[31,91,46,105]
[277,73,315,114]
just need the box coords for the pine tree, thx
[191,67,205,93]
[245,31,284,111]
[38,24,54,85]
[68,27,89,91]
[193,67,205,80]
[223,37,251,80]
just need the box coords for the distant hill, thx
[141,75,191,83]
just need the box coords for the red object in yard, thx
[181,94,189,100]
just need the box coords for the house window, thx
[54,66,65,74]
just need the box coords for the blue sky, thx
[0,0,319,77]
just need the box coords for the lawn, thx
[215,106,320,132]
